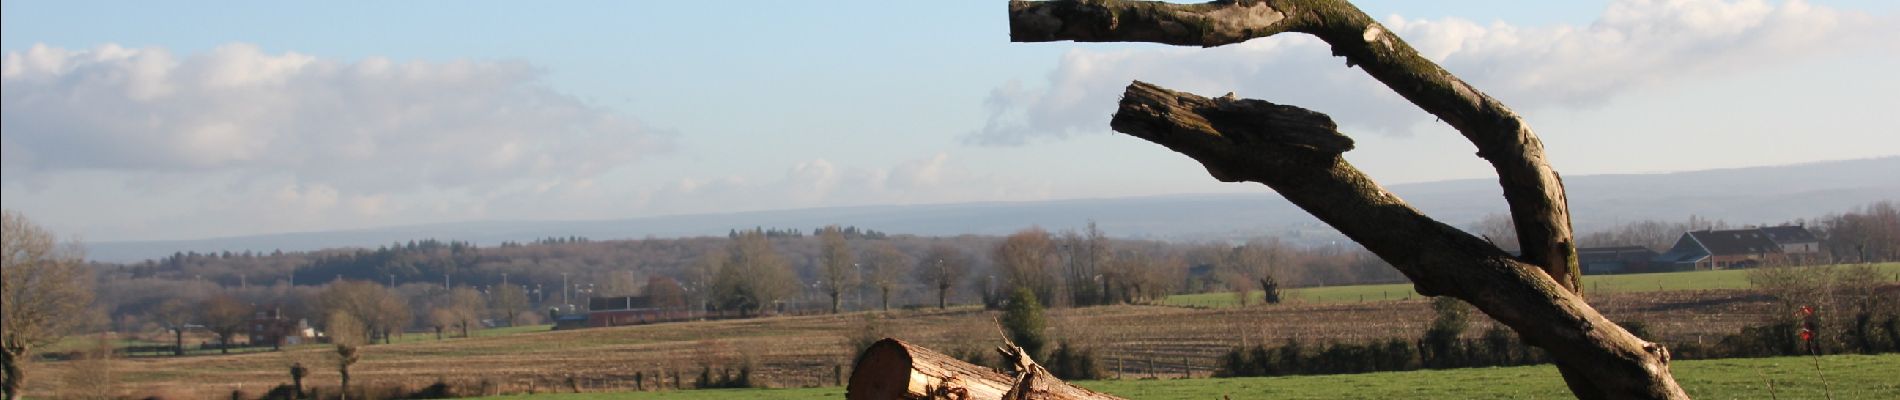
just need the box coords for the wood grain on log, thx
[848,338,1124,400]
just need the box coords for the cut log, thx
[848,338,1124,400]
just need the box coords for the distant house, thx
[578,295,692,329]
[248,307,314,348]
[1759,225,1821,262]
[1657,229,1783,270]
[1577,246,1660,274]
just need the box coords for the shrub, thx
[1001,288,1047,360]
[1046,342,1103,380]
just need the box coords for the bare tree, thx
[152,298,193,356]
[915,245,972,310]
[489,284,529,327]
[817,225,859,314]
[422,286,478,340]
[327,311,367,400]
[1057,222,1112,306]
[446,287,485,338]
[1233,238,1300,305]
[371,288,410,344]
[995,227,1057,306]
[1,210,95,400]
[427,308,455,340]
[713,230,796,316]
[1010,1,1682,398]
[863,243,912,312]
[199,294,253,354]
[320,281,410,343]
[1818,201,1899,263]
[684,251,725,316]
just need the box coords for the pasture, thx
[26,288,1794,398]
[1164,262,1900,308]
[474,354,1900,399]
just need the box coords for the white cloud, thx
[1,43,672,196]
[968,0,1893,145]
[273,183,340,213]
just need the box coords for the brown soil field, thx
[24,289,1781,398]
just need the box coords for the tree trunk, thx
[938,286,949,310]
[220,334,231,354]
[174,329,185,356]
[848,338,1123,400]
[2,346,23,400]
[881,287,892,312]
[1010,1,1681,398]
[831,292,843,314]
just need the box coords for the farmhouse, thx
[1657,228,1790,270]
[248,307,314,348]
[579,295,692,328]
[1759,225,1821,253]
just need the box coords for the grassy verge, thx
[384,324,554,344]
[473,354,1900,399]
[1165,262,1900,307]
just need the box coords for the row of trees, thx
[688,222,1331,316]
[94,222,1416,319]
[1475,200,1900,265]
[1812,201,1900,263]
[103,202,1896,340]
[689,227,981,316]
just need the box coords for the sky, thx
[3,0,1897,243]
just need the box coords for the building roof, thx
[1578,246,1658,262]
[1685,229,1782,256]
[1578,246,1657,255]
[1758,225,1818,244]
[589,296,655,311]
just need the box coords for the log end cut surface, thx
[848,338,915,400]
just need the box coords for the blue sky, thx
[4,0,1897,242]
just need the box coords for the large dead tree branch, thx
[1113,82,1683,399]
[1010,0,1580,293]
[1009,1,1682,398]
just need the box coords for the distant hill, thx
[88,157,1899,263]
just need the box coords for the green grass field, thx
[1164,263,1900,308]
[382,324,554,344]
[473,354,1900,399]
